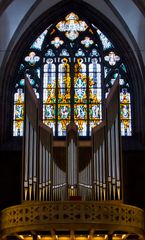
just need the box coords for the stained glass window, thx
[13,12,133,137]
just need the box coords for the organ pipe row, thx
[92,79,122,201]
[22,76,122,202]
[22,77,53,201]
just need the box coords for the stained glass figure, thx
[13,89,24,136]
[51,37,64,48]
[89,104,101,119]
[25,52,40,66]
[81,37,94,48]
[74,104,87,119]
[56,12,88,40]
[43,105,55,119]
[14,12,133,137]
[58,104,70,119]
[104,52,120,66]
[120,88,132,136]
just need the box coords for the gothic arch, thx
[0,0,144,144]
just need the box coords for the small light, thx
[19,235,24,240]
[122,235,126,239]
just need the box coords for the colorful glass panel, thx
[43,104,55,119]
[58,104,71,119]
[13,12,133,137]
[43,120,55,134]
[90,104,101,119]
[96,29,114,50]
[51,37,64,48]
[104,52,120,66]
[75,48,85,57]
[120,88,132,136]
[56,12,88,40]
[90,49,99,57]
[30,30,47,50]
[74,104,87,119]
[25,52,40,66]
[81,37,94,48]
[13,89,24,136]
[58,120,70,136]
[75,120,87,136]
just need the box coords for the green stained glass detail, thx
[19,64,25,72]
[74,104,87,119]
[58,104,71,119]
[121,63,127,72]
[89,104,101,119]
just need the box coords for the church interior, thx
[0,0,145,240]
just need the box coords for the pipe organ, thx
[22,77,53,201]
[22,77,122,202]
[66,123,78,199]
[92,79,122,201]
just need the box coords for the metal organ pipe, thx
[24,115,29,200]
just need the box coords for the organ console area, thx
[22,76,122,202]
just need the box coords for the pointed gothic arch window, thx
[13,12,132,137]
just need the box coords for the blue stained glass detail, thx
[56,12,88,41]
[75,49,85,57]
[75,77,86,99]
[81,37,94,48]
[19,78,35,86]
[97,29,114,50]
[75,105,87,119]
[51,37,64,48]
[30,30,47,50]
[90,49,99,57]
[45,49,55,57]
[25,52,40,66]
[19,64,25,72]
[60,49,69,56]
